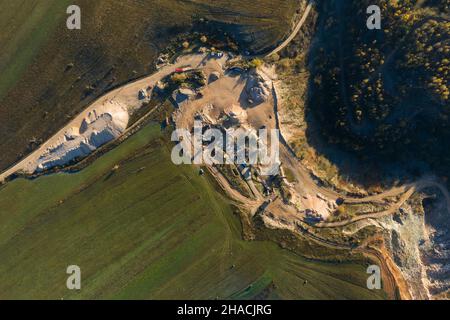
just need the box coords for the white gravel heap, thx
[245,73,271,105]
[34,103,129,172]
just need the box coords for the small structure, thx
[138,89,148,100]
[156,53,169,68]
[305,209,323,222]
[175,67,193,73]
[196,91,204,99]
[154,81,165,93]
[316,193,327,201]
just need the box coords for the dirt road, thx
[313,177,450,228]
[0,54,206,183]
[266,0,315,57]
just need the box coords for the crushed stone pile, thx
[34,102,129,172]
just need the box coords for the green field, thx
[0,124,385,299]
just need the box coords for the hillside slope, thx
[307,0,449,180]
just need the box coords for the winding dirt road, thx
[314,177,450,228]
[275,84,450,228]
[266,0,315,57]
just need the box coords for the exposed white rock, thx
[245,73,271,105]
[378,193,450,300]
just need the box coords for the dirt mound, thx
[32,102,129,172]
[245,73,271,105]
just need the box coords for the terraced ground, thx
[0,124,385,299]
[0,0,299,171]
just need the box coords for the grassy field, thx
[0,0,72,99]
[0,0,299,171]
[0,124,385,299]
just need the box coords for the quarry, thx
[3,0,450,303]
[1,15,449,299]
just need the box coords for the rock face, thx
[420,194,450,298]
[35,104,129,172]
[245,73,271,105]
[381,209,429,299]
[380,191,450,299]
